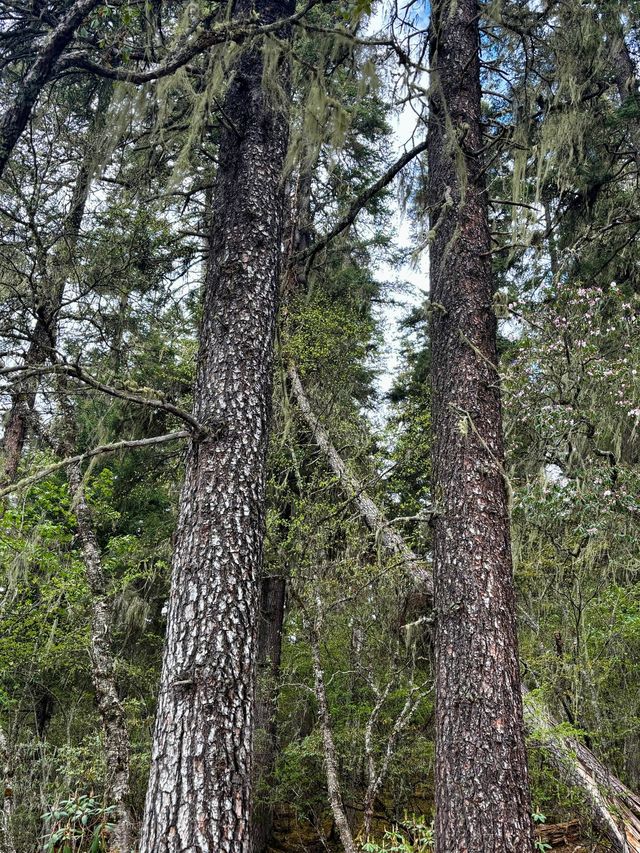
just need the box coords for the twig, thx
[301,139,427,270]
[0,431,190,498]
[1,362,203,434]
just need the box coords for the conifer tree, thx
[138,0,295,847]
[427,0,534,848]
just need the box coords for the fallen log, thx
[526,700,640,853]
[535,820,581,847]
[287,364,431,591]
[288,363,640,853]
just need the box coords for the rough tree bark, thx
[138,0,294,846]
[0,0,102,178]
[427,0,533,848]
[289,366,640,852]
[67,460,133,853]
[605,12,640,159]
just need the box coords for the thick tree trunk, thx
[139,1,293,847]
[252,573,286,853]
[427,1,533,849]
[606,18,640,160]
[290,366,640,852]
[0,0,101,177]
[67,461,133,853]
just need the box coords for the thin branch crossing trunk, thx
[289,364,640,853]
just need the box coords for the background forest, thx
[0,0,639,850]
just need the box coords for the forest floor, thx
[267,815,608,851]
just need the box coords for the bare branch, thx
[287,363,433,592]
[58,0,325,84]
[309,595,358,853]
[301,138,427,269]
[0,431,190,498]
[1,362,203,434]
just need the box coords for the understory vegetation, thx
[0,0,639,850]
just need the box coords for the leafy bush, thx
[362,815,434,852]
[42,795,116,852]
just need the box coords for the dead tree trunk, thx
[2,84,112,483]
[138,0,293,847]
[427,0,533,848]
[287,365,431,589]
[309,603,358,853]
[526,700,640,853]
[67,461,133,853]
[289,366,640,852]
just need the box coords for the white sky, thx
[370,104,428,418]
[365,3,429,408]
